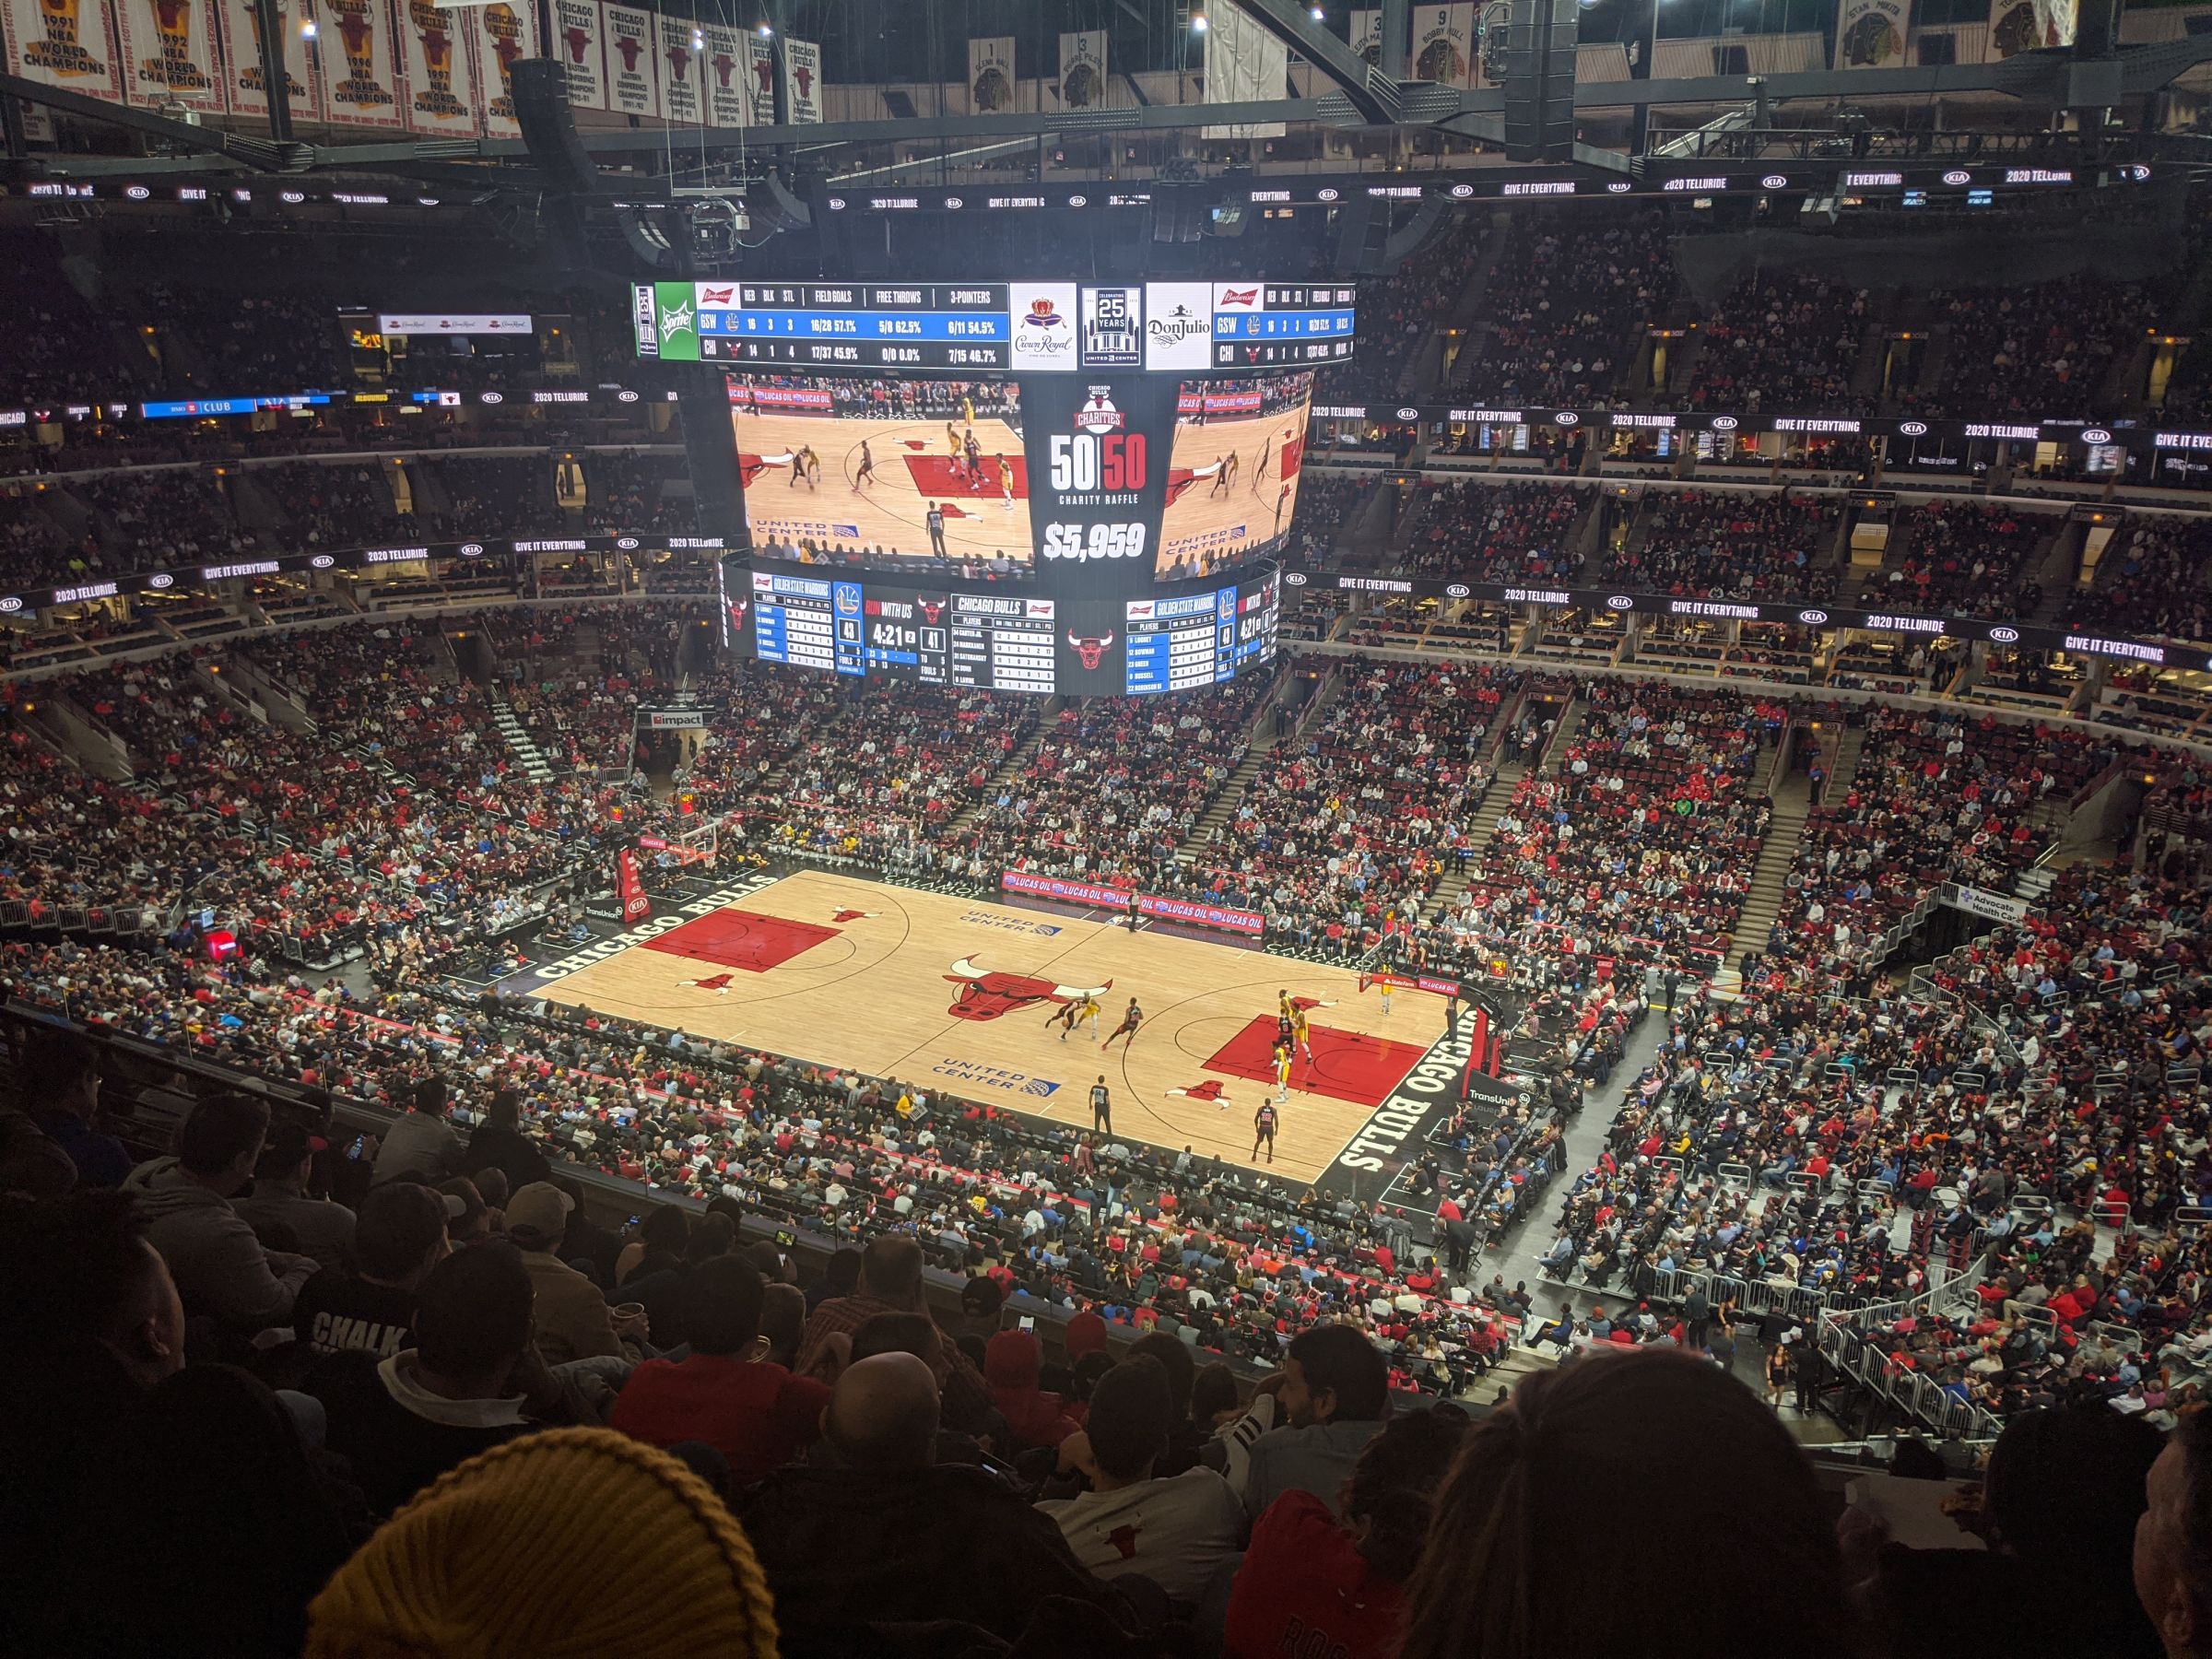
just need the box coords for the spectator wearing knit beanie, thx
[305,1427,779,1658]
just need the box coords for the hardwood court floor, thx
[732,409,1031,565]
[535,869,1445,1183]
[1157,400,1313,580]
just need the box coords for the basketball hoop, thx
[668,821,719,868]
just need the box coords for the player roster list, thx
[1123,591,1223,694]
[940,592,1056,693]
[749,571,842,674]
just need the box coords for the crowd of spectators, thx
[1464,210,1674,408]
[1605,488,1842,602]
[1404,479,1588,584]
[1872,500,2052,617]
[2070,516,2212,643]
[1683,274,1871,415]
[1313,219,1488,402]
[1912,276,2159,421]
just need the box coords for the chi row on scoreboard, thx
[747,571,1056,693]
[633,280,1357,373]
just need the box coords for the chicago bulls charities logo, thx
[1065,631,1116,670]
[1075,388,1122,432]
[943,957,1111,1020]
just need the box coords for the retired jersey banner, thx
[1411,3,1475,85]
[550,0,604,107]
[116,0,221,110]
[322,0,402,126]
[219,0,317,118]
[397,0,477,133]
[1202,1,1286,137]
[968,33,1014,113]
[1835,0,1909,65]
[780,34,819,122]
[601,3,655,116]
[700,19,745,125]
[1056,28,1104,109]
[655,11,700,121]
[1348,6,1383,63]
[3,0,124,99]
[472,0,524,135]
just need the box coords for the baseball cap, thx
[504,1182,575,1243]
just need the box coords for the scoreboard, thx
[634,279,1355,374]
[1124,571,1279,695]
[731,557,1278,697]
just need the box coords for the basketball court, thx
[516,866,1454,1185]
[1157,397,1312,580]
[732,407,1032,565]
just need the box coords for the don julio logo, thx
[1147,303,1208,347]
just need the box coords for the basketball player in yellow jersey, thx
[1291,1002,1314,1065]
[996,453,1015,512]
[1273,1041,1294,1104]
[1077,993,1103,1041]
[961,392,976,425]
[945,420,965,479]
[1277,988,1296,1023]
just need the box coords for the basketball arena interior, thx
[5,2,2212,1653]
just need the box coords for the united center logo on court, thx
[930,1056,1061,1098]
[959,910,1063,936]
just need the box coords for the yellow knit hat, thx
[305,1428,779,1658]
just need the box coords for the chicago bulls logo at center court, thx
[943,957,1112,1021]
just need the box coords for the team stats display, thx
[1123,570,1280,695]
[633,280,1356,374]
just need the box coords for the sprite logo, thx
[652,281,700,360]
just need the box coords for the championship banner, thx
[1835,0,1909,66]
[615,848,651,923]
[219,0,316,118]
[1055,28,1104,109]
[655,10,700,122]
[322,0,403,126]
[471,1,524,135]
[1411,2,1475,85]
[115,0,221,110]
[700,19,745,125]
[780,34,819,122]
[550,0,604,108]
[1347,6,1383,63]
[967,32,1014,113]
[1202,1,1286,137]
[742,28,771,124]
[3,0,124,100]
[398,0,478,135]
[601,2,655,117]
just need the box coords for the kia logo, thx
[310,556,335,570]
[479,391,504,405]
[1797,609,1830,626]
[1942,171,1971,186]
[1450,183,1474,198]
[1761,174,1788,189]
[1285,571,1309,585]
[1445,583,1471,599]
[2083,429,2112,444]
[1554,411,1580,426]
[1606,594,1633,610]
[617,390,640,403]
[1316,188,1339,202]
[417,196,441,207]
[459,542,485,556]
[1899,421,1928,437]
[1395,407,1419,421]
[1712,416,1739,431]
[1067,194,1088,207]
[281,190,305,204]
[148,573,175,589]
[0,598,19,613]
[827,196,847,210]
[944,195,963,208]
[1989,626,2021,643]
[616,536,641,550]
[1607,182,1632,194]
[125,185,150,201]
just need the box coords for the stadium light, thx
[1310,5,1325,17]
[757,21,773,36]
[300,18,315,33]
[1192,13,1208,30]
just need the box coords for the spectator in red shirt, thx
[1225,1404,1471,1659]
[984,1328,1080,1452]
[609,1255,830,1484]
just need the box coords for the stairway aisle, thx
[1425,759,1524,922]
[1718,774,1813,993]
[489,695,557,785]
[945,700,1060,835]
